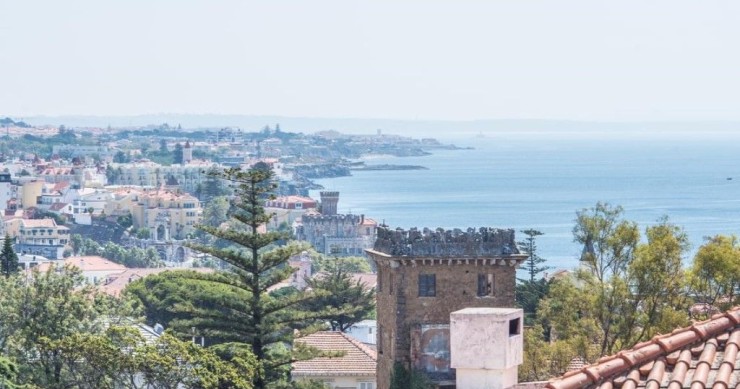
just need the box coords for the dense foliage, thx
[70,234,163,267]
[0,266,255,388]
[519,202,740,381]
[303,257,376,331]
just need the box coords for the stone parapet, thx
[373,227,520,257]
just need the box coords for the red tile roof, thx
[20,218,58,228]
[292,331,377,377]
[36,256,127,273]
[546,307,740,389]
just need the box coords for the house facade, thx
[129,189,201,240]
[12,218,70,260]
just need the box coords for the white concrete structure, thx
[344,319,377,345]
[450,307,523,389]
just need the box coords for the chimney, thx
[450,308,523,389]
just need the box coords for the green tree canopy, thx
[536,204,691,368]
[303,257,376,331]
[688,235,740,311]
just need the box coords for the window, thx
[418,274,436,297]
[359,383,375,389]
[389,273,394,295]
[377,326,382,354]
[477,273,495,297]
[509,318,521,336]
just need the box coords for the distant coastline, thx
[351,163,429,172]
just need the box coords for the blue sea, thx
[310,130,740,271]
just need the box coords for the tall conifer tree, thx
[186,167,339,389]
[0,234,18,277]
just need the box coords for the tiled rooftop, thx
[546,307,740,389]
[20,218,58,228]
[292,331,377,377]
[36,256,127,273]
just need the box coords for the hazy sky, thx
[2,1,739,121]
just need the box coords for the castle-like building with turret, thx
[366,226,527,389]
[295,191,377,256]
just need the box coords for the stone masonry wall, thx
[374,257,517,389]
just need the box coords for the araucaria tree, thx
[0,234,18,277]
[519,229,548,282]
[516,229,549,322]
[303,258,376,331]
[186,167,339,389]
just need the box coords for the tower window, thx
[477,274,495,297]
[418,274,436,297]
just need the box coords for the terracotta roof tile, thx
[36,256,127,273]
[20,218,58,228]
[546,307,740,389]
[292,331,376,377]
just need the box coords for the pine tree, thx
[516,229,549,323]
[186,167,339,389]
[0,234,18,277]
[518,229,549,282]
[303,258,375,331]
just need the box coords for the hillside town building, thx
[128,188,202,241]
[8,218,70,260]
[264,195,317,230]
[366,226,527,389]
[295,191,377,256]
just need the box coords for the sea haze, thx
[311,131,740,272]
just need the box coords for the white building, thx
[344,320,377,345]
[71,189,114,225]
[0,173,12,212]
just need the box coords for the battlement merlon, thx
[369,227,529,263]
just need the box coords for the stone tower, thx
[319,191,339,216]
[183,140,193,164]
[366,227,527,389]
